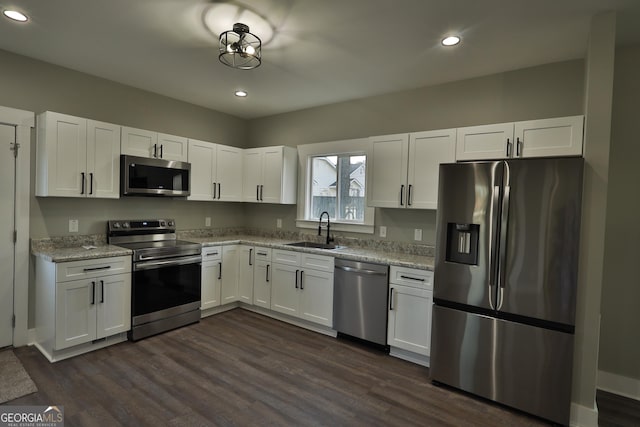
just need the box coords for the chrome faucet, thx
[318,211,334,245]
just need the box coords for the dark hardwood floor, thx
[597,389,640,427]
[5,309,633,426]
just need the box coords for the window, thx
[310,155,366,222]
[296,138,374,234]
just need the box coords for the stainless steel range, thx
[107,219,202,341]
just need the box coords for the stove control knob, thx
[123,222,130,228]
[168,220,174,227]
[112,222,120,229]
[160,220,166,227]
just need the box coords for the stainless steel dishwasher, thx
[333,258,389,346]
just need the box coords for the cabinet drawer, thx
[389,266,433,289]
[301,253,334,272]
[254,247,272,261]
[272,249,301,266]
[202,246,221,260]
[56,256,131,283]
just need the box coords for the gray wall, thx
[246,60,585,244]
[0,48,248,238]
[599,44,640,381]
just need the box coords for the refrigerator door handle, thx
[497,167,512,311]
[488,184,501,310]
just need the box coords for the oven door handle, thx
[133,255,202,271]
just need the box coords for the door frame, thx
[0,106,34,347]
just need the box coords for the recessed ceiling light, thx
[3,10,28,22]
[441,36,460,46]
[235,90,248,98]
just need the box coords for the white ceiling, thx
[1,0,639,119]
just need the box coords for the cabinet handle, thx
[205,252,218,256]
[295,269,299,288]
[160,144,164,158]
[389,288,394,311]
[266,264,270,282]
[400,275,425,282]
[213,182,217,199]
[218,183,221,200]
[516,137,522,157]
[89,173,94,195]
[249,248,253,266]
[300,270,304,290]
[256,185,260,201]
[400,185,405,206]
[91,281,96,305]
[506,138,512,157]
[260,185,264,201]
[83,266,111,272]
[100,280,104,303]
[80,172,85,195]
[407,184,413,206]
[218,262,222,280]
[257,251,267,256]
[153,144,157,158]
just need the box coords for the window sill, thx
[296,219,374,234]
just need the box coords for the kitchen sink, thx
[285,241,346,250]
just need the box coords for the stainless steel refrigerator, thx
[430,157,583,426]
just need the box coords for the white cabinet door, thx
[216,144,244,201]
[514,115,584,158]
[121,126,157,158]
[87,120,121,199]
[55,279,97,350]
[270,263,299,316]
[407,129,456,210]
[220,245,240,304]
[158,133,188,161]
[253,259,271,309]
[298,269,333,327]
[243,148,264,202]
[188,139,216,201]
[387,285,432,356]
[367,134,409,208]
[262,146,284,203]
[201,261,222,310]
[96,273,131,338]
[456,123,514,161]
[36,112,87,197]
[238,246,254,304]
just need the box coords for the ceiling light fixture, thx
[3,10,28,22]
[219,23,262,70]
[441,35,461,46]
[235,90,248,97]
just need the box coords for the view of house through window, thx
[310,154,366,221]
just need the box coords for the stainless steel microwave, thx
[120,155,190,197]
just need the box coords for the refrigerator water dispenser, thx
[445,223,479,265]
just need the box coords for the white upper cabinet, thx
[456,115,584,161]
[188,139,243,202]
[368,130,455,209]
[242,146,297,204]
[36,111,120,198]
[121,127,188,161]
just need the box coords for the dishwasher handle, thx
[335,265,387,276]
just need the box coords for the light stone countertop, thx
[32,244,132,263]
[183,235,434,271]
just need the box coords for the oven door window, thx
[129,164,189,192]
[132,261,201,317]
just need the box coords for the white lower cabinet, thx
[35,256,131,361]
[270,250,334,327]
[238,246,254,304]
[220,245,239,304]
[387,266,433,366]
[252,248,272,309]
[201,246,222,310]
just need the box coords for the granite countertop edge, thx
[32,245,133,263]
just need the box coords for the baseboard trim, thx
[598,370,640,401]
[570,401,598,427]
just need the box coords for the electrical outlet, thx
[414,228,422,241]
[205,217,211,227]
[379,226,387,238]
[69,219,79,233]
[276,218,282,229]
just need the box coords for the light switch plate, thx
[276,218,282,228]
[379,226,387,238]
[414,228,422,241]
[205,217,211,227]
[69,219,79,233]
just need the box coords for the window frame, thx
[296,138,374,234]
